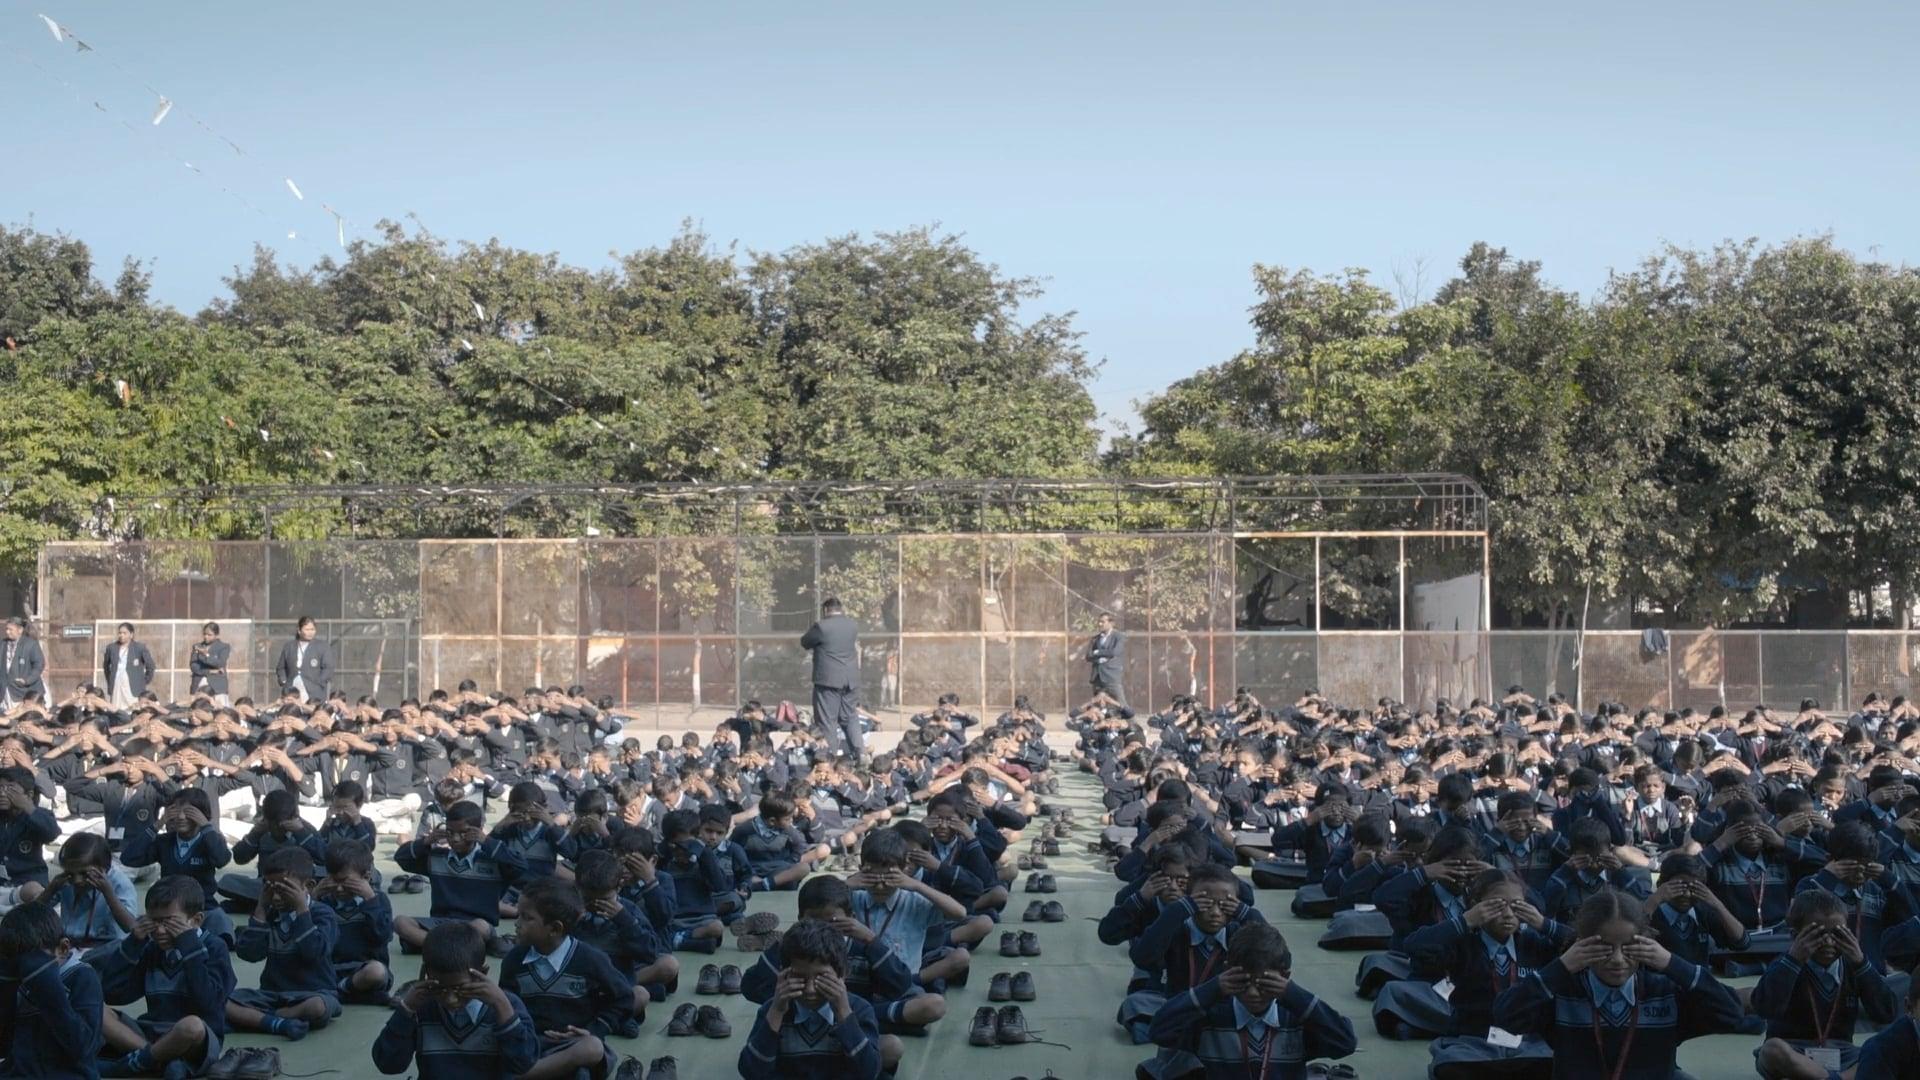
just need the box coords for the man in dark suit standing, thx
[1,617,44,709]
[101,621,158,709]
[190,620,234,704]
[274,615,334,703]
[800,597,862,760]
[1087,612,1127,709]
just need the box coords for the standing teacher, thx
[1088,612,1127,709]
[274,615,334,703]
[800,597,862,761]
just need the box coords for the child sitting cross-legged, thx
[393,800,527,956]
[95,875,238,1079]
[226,846,342,1040]
[499,878,636,1080]
[570,850,675,1029]
[1752,888,1899,1080]
[737,917,883,1080]
[312,839,394,1006]
[0,901,105,1078]
[372,921,538,1080]
[1147,921,1358,1080]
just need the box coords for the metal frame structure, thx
[133,474,1488,540]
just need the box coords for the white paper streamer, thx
[284,178,303,200]
[38,13,62,41]
[151,96,173,125]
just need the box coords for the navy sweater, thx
[1857,1015,1920,1078]
[1147,975,1357,1080]
[0,953,104,1080]
[1130,899,1268,995]
[0,808,61,885]
[316,891,394,967]
[487,820,565,880]
[737,995,882,1080]
[371,992,539,1079]
[572,898,666,983]
[235,902,342,995]
[1648,900,1748,967]
[93,928,236,1038]
[393,839,527,925]
[1403,914,1573,1035]
[1492,957,1745,1080]
[1793,871,1893,972]
[1750,954,1898,1040]
[120,825,232,899]
[498,938,633,1037]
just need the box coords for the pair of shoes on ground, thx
[969,1005,1046,1046]
[695,962,743,994]
[613,1056,679,1080]
[1017,852,1049,870]
[1022,873,1057,893]
[385,873,429,894]
[1021,900,1065,923]
[987,971,1036,1002]
[665,1002,732,1038]
[730,911,783,952]
[998,930,1042,957]
[207,1048,280,1080]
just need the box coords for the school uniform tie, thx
[531,956,555,981]
[1600,988,1632,1026]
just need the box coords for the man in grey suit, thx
[800,597,862,760]
[1,617,45,708]
[1087,612,1127,709]
[275,615,334,703]
[101,621,158,708]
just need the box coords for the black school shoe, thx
[969,1005,1000,1046]
[999,931,1021,957]
[1022,900,1045,922]
[665,1002,698,1036]
[1018,930,1041,956]
[645,1058,679,1080]
[989,972,1013,1002]
[1011,971,1036,1001]
[719,964,742,994]
[1036,874,1058,894]
[696,964,722,994]
[694,1004,732,1038]
[1041,901,1066,923]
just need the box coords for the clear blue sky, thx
[6,2,1917,430]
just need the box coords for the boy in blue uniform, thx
[0,767,61,886]
[120,790,235,944]
[226,846,341,1040]
[737,918,882,1080]
[312,840,394,1005]
[488,782,567,920]
[372,922,538,1080]
[498,878,630,1080]
[94,876,237,1079]
[0,902,105,1080]
[571,850,676,1016]
[1148,921,1358,1080]
[847,828,971,991]
[1752,889,1898,1079]
[393,801,527,954]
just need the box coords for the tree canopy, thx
[3,224,1915,626]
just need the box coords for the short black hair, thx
[447,800,484,827]
[1658,852,1706,881]
[891,819,933,851]
[1188,863,1237,895]
[261,789,299,823]
[262,846,315,879]
[661,810,698,842]
[0,767,38,800]
[325,839,373,877]
[1787,888,1846,930]
[797,874,854,917]
[331,780,365,805]
[517,878,585,930]
[508,781,546,809]
[421,921,487,976]
[781,918,848,974]
[146,875,205,917]
[167,788,215,821]
[574,789,610,817]
[1826,820,1877,862]
[698,803,731,829]
[859,828,908,868]
[58,832,112,869]
[0,903,64,958]
[573,850,622,894]
[1226,921,1291,975]
[1568,818,1611,854]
